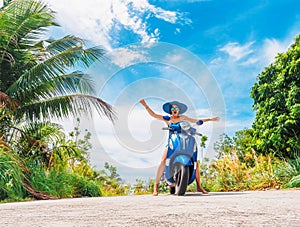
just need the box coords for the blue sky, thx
[44,0,300,183]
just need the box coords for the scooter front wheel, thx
[175,164,190,196]
[170,186,175,194]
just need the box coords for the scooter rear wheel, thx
[175,164,190,196]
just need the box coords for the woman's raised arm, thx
[140,99,165,120]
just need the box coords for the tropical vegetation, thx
[0,0,299,202]
[0,0,120,202]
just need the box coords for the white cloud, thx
[217,33,296,68]
[45,0,190,50]
[262,38,290,64]
[109,47,148,68]
[155,0,209,2]
[224,117,253,131]
[219,41,255,62]
[240,57,258,66]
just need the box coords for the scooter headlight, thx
[180,122,191,131]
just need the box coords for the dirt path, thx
[0,190,299,226]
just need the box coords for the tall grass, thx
[202,150,298,192]
[28,165,102,198]
[0,148,25,201]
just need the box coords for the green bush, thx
[74,177,101,197]
[28,166,101,198]
[284,175,300,188]
[29,166,74,197]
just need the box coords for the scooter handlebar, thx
[194,132,202,136]
[161,127,202,136]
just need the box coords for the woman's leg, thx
[195,161,208,194]
[153,147,168,196]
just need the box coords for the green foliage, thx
[200,135,208,148]
[0,0,120,202]
[284,175,300,188]
[250,34,300,158]
[0,0,12,8]
[288,157,300,174]
[0,119,128,201]
[22,120,104,199]
[0,148,25,201]
[233,128,254,154]
[283,158,300,189]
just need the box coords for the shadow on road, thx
[183,191,248,197]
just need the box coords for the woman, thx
[140,99,219,196]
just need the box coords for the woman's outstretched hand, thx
[211,116,220,121]
[139,99,147,107]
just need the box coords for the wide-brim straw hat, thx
[162,101,188,114]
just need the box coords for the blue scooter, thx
[163,121,202,196]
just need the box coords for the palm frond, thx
[17,94,116,123]
[9,71,96,105]
[45,35,85,54]
[2,0,57,45]
[7,44,104,97]
[0,0,57,82]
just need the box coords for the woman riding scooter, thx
[140,99,219,196]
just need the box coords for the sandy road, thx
[0,189,299,226]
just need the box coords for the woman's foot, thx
[153,184,159,196]
[197,185,208,194]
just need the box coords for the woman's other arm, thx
[181,115,220,124]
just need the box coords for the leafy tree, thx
[250,34,300,158]
[69,118,92,153]
[97,162,126,195]
[98,162,123,185]
[233,128,254,153]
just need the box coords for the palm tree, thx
[0,0,115,129]
[1,0,116,200]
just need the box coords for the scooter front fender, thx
[173,155,193,166]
